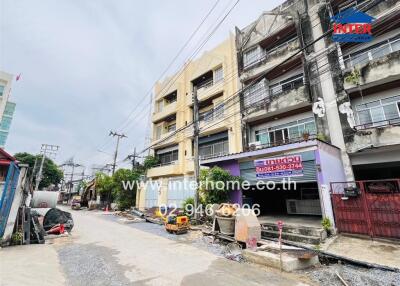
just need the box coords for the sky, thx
[0,0,283,172]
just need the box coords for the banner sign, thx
[331,8,375,43]
[254,155,303,178]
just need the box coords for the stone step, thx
[261,223,326,239]
[261,229,322,245]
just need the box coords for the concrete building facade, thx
[137,0,400,231]
[137,35,242,209]
[0,71,17,148]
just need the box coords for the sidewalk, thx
[321,235,400,270]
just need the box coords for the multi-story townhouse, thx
[0,71,17,148]
[201,0,400,241]
[330,0,400,180]
[137,35,242,209]
[202,1,379,231]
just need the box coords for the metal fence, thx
[330,179,400,239]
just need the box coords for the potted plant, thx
[321,217,333,236]
[302,130,310,141]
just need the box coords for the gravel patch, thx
[305,264,400,286]
[57,243,132,286]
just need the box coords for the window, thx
[269,74,304,96]
[243,46,264,68]
[214,103,224,119]
[243,79,267,108]
[167,123,176,132]
[158,150,178,165]
[199,104,224,123]
[0,85,4,97]
[0,116,12,131]
[199,140,229,159]
[343,35,400,69]
[156,100,163,112]
[214,66,223,83]
[356,95,400,127]
[3,102,15,117]
[0,131,8,147]
[254,117,316,146]
[155,125,162,139]
[165,91,177,104]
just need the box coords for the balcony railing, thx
[269,75,304,97]
[243,37,299,69]
[243,75,304,109]
[343,35,400,69]
[199,105,224,123]
[247,134,317,151]
[199,140,229,160]
[197,79,214,90]
[354,118,400,130]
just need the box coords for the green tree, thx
[199,166,241,204]
[14,152,63,189]
[95,172,115,201]
[112,169,140,210]
[143,155,159,170]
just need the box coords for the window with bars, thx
[214,66,223,83]
[243,46,264,68]
[343,35,400,69]
[356,95,400,128]
[199,103,224,123]
[269,74,304,96]
[157,149,178,165]
[254,117,316,146]
[167,123,176,132]
[243,79,268,108]
[199,140,229,159]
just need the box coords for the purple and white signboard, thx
[254,155,304,179]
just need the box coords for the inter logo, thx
[331,8,375,43]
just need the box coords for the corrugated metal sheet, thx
[239,151,317,184]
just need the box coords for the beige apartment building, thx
[136,34,242,209]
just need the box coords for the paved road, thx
[0,209,313,286]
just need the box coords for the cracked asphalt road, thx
[0,208,313,286]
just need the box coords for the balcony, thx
[152,101,177,123]
[199,140,229,160]
[243,78,310,122]
[343,36,400,91]
[147,161,182,178]
[198,105,226,134]
[152,131,177,147]
[346,123,400,154]
[187,79,224,105]
[241,37,301,82]
[334,0,400,19]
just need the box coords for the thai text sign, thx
[254,155,303,178]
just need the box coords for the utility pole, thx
[109,131,127,175]
[60,158,83,202]
[34,144,60,192]
[127,147,142,171]
[193,86,200,220]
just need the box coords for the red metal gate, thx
[330,179,400,239]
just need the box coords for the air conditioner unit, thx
[248,141,262,150]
